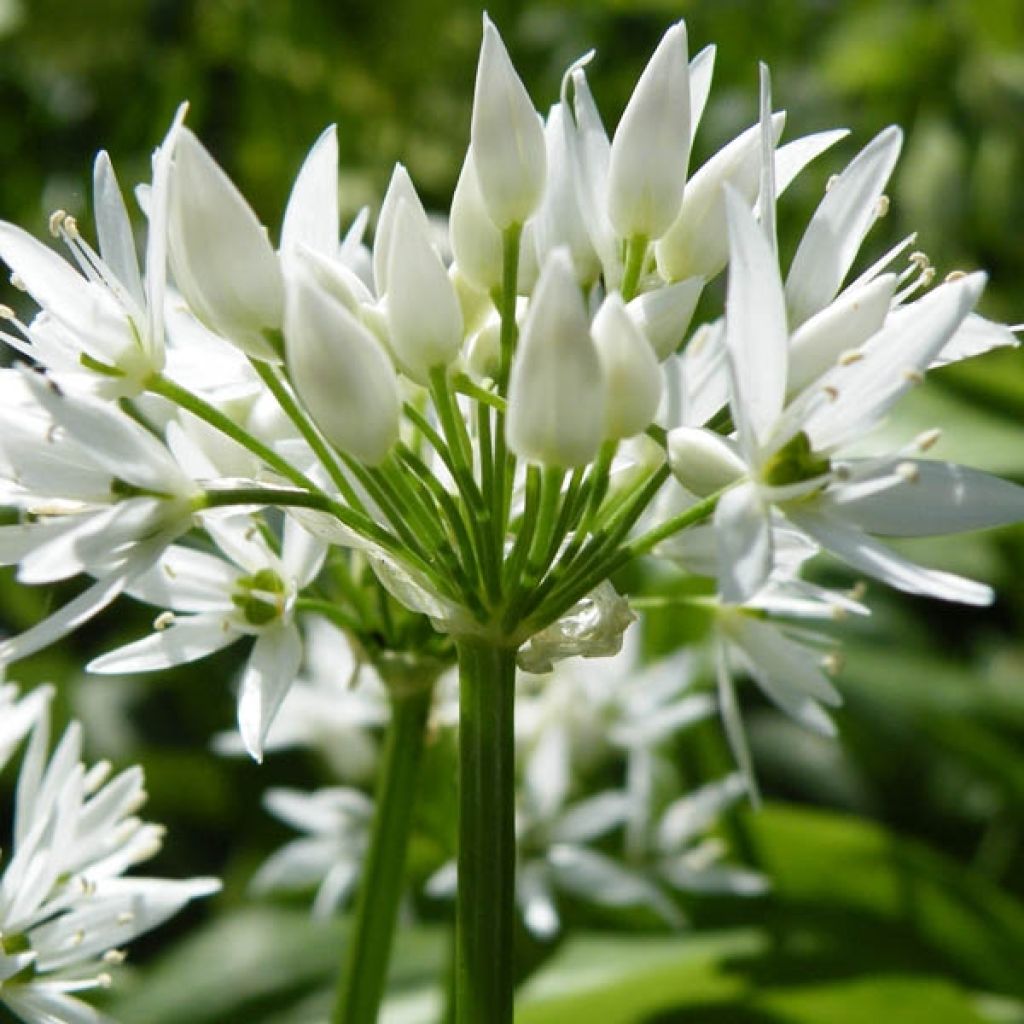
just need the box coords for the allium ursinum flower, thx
[0,685,218,1024]
[0,370,204,665]
[88,512,326,761]
[667,185,1024,605]
[0,106,185,395]
[251,787,373,918]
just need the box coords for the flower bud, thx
[168,128,284,360]
[655,115,785,283]
[607,22,691,241]
[627,276,704,360]
[450,151,503,292]
[386,200,464,384]
[471,14,547,229]
[285,258,400,465]
[592,293,662,439]
[667,426,746,497]
[533,103,600,284]
[507,250,604,467]
[374,163,432,296]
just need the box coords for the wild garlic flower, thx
[0,685,218,1024]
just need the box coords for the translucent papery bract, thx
[518,580,635,673]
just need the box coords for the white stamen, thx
[896,461,920,483]
[154,611,175,631]
[915,428,941,451]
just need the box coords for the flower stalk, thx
[455,637,517,1024]
[333,668,437,1024]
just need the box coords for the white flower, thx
[0,108,185,393]
[668,187,1024,605]
[88,513,326,762]
[251,787,373,918]
[0,686,218,1024]
[0,372,201,666]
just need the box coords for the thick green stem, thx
[333,680,435,1024]
[455,638,517,1024]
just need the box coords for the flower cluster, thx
[0,15,1020,793]
[0,684,218,1024]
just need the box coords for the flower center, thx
[232,568,287,626]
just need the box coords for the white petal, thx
[827,460,1024,536]
[714,481,772,603]
[688,44,716,142]
[88,614,239,674]
[592,292,662,439]
[169,128,284,358]
[607,22,691,240]
[93,150,144,307]
[507,250,605,466]
[470,15,546,229]
[282,514,327,587]
[0,572,130,665]
[627,276,704,361]
[281,124,339,266]
[932,313,1018,368]
[804,272,985,451]
[723,187,788,453]
[375,163,434,296]
[655,115,784,284]
[238,623,304,761]
[785,125,902,326]
[126,544,239,611]
[786,272,896,398]
[773,129,849,195]
[789,507,993,605]
[549,791,631,844]
[656,774,746,852]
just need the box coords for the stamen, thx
[896,461,920,483]
[10,273,26,291]
[821,652,843,676]
[48,209,67,237]
[915,428,941,451]
[902,369,924,386]
[103,949,127,965]
[944,269,966,283]
[825,174,840,192]
[153,611,175,631]
[84,759,113,795]
[874,195,890,218]
[848,581,868,601]
[838,349,863,366]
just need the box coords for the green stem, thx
[332,682,435,1024]
[621,234,649,302]
[455,638,517,1024]
[146,372,316,493]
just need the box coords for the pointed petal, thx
[785,126,902,326]
[723,188,788,451]
[805,272,985,451]
[93,150,144,307]
[828,460,1024,536]
[789,507,993,605]
[932,313,1018,368]
[238,623,304,761]
[715,481,772,603]
[88,614,239,674]
[281,124,339,265]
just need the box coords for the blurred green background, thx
[2,1,1024,1021]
